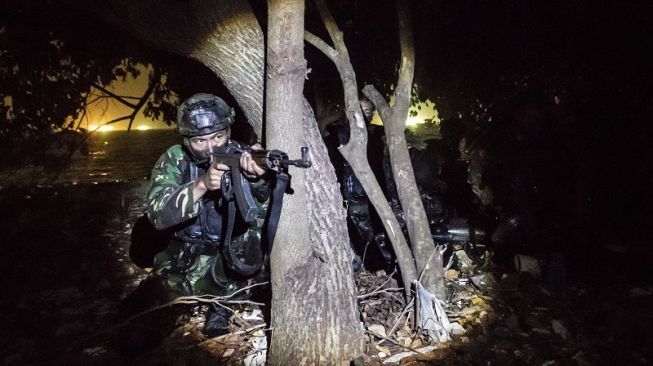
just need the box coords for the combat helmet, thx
[177,93,235,137]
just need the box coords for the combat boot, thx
[203,303,232,338]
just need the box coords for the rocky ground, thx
[0,181,651,365]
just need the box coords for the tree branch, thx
[394,0,415,112]
[362,85,392,121]
[102,115,131,126]
[126,68,160,131]
[313,0,347,53]
[304,31,337,61]
[90,81,138,109]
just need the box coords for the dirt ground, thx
[0,182,651,365]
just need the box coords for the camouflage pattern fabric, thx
[146,144,268,299]
[147,145,200,230]
[153,252,221,297]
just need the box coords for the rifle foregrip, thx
[250,150,271,169]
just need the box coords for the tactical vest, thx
[171,158,224,249]
[337,125,367,199]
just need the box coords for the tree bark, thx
[266,1,364,364]
[90,0,266,138]
[362,1,445,299]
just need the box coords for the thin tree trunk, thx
[362,1,445,298]
[266,1,364,364]
[305,0,418,302]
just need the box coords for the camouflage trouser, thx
[153,228,262,300]
[154,251,214,299]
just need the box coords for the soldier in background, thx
[325,98,393,270]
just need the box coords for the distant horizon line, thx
[88,127,175,133]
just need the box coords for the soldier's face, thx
[188,129,230,160]
[360,101,375,121]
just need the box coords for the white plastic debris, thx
[244,330,267,366]
[242,308,263,321]
[415,280,453,343]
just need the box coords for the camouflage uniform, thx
[147,142,269,299]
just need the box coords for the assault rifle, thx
[206,144,311,277]
[431,217,487,266]
[431,217,485,245]
[208,145,311,223]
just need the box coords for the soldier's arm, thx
[241,144,271,202]
[146,145,202,230]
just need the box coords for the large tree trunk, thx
[266,1,364,364]
[90,0,266,138]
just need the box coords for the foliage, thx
[1,5,92,162]
[0,1,219,169]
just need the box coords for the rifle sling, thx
[210,170,289,284]
[267,171,289,255]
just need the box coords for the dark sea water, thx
[0,129,180,188]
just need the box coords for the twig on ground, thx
[228,281,269,299]
[418,248,439,283]
[365,330,424,354]
[206,324,270,342]
[362,241,370,264]
[66,282,269,351]
[386,292,406,305]
[174,281,268,305]
[387,297,415,340]
[357,267,400,299]
[357,287,404,300]
[223,346,268,366]
[174,297,265,308]
[371,267,398,292]
[442,245,455,271]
